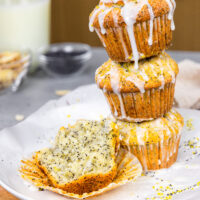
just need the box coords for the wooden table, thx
[0,187,18,200]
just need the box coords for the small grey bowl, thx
[38,43,92,77]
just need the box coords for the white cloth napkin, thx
[175,59,200,109]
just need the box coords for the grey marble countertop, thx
[0,48,200,131]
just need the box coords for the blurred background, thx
[52,0,200,51]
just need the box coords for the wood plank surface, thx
[0,187,18,200]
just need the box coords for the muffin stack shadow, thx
[89,0,184,171]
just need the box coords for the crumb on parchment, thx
[186,118,194,131]
[55,90,70,96]
[15,114,25,121]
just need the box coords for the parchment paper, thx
[0,84,200,200]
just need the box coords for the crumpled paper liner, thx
[175,59,200,110]
[20,148,142,199]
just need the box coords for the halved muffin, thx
[89,0,176,65]
[35,119,119,195]
[116,109,184,170]
[95,52,179,122]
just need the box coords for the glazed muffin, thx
[115,109,184,170]
[89,0,176,65]
[95,52,179,122]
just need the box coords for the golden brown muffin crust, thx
[116,109,184,145]
[96,53,179,93]
[35,152,117,195]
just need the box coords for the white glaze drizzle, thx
[165,0,176,30]
[89,6,102,32]
[113,11,129,59]
[118,94,127,118]
[158,67,165,90]
[121,0,155,68]
[98,6,113,34]
[121,1,145,69]
[109,66,127,118]
[126,74,146,94]
[136,126,146,145]
[146,1,154,45]
[140,69,149,81]
[109,96,118,116]
[119,27,129,59]
[109,65,121,94]
[117,116,153,122]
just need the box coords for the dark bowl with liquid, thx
[38,43,92,77]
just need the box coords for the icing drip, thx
[121,1,145,69]
[140,70,149,82]
[109,65,121,93]
[121,0,154,68]
[109,96,118,116]
[136,126,146,145]
[158,67,165,90]
[109,66,127,118]
[146,1,154,45]
[113,11,129,59]
[98,7,113,34]
[89,6,102,32]
[117,116,153,122]
[165,0,176,30]
[117,94,127,119]
[126,73,146,94]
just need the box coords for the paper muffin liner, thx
[95,14,172,62]
[123,134,181,171]
[20,148,142,199]
[104,82,175,122]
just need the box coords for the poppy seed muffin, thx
[35,119,119,195]
[89,0,176,65]
[116,109,184,170]
[95,52,179,122]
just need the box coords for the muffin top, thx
[115,109,184,145]
[95,52,178,93]
[89,0,176,31]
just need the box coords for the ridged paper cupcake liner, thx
[123,134,181,171]
[104,82,175,122]
[95,14,172,62]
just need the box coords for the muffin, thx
[115,109,184,170]
[35,119,119,195]
[89,0,176,65]
[95,52,179,122]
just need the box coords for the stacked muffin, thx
[90,0,184,170]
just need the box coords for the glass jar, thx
[0,0,51,72]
